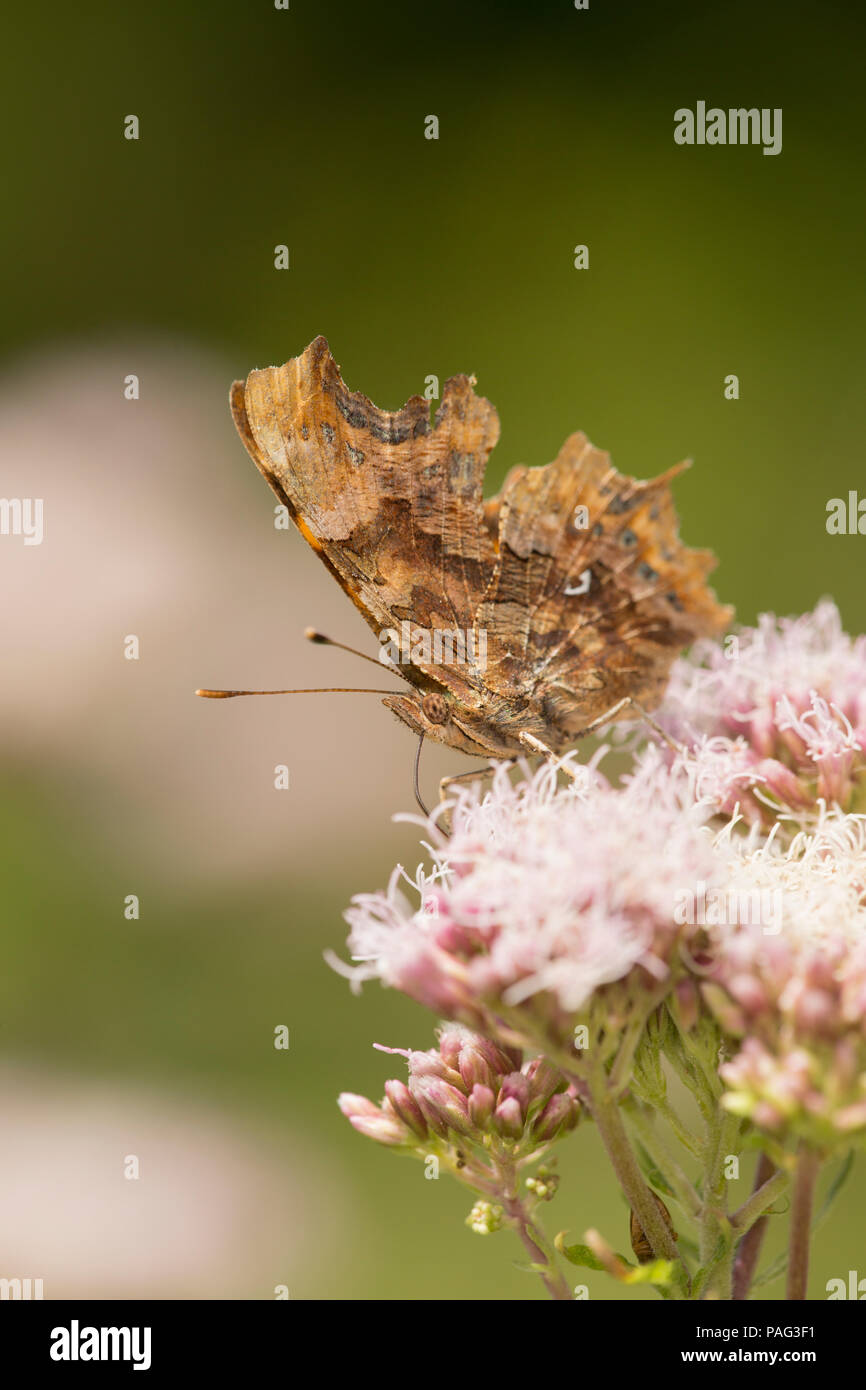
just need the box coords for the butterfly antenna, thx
[196,687,401,698]
[413,733,430,816]
[304,626,408,679]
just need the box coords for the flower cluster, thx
[699,813,866,1147]
[338,1028,579,1186]
[337,750,722,1065]
[335,601,866,1299]
[653,602,866,823]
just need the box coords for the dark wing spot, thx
[321,422,335,444]
[621,528,638,548]
[607,494,636,515]
[637,561,659,581]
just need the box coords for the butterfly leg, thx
[578,696,683,753]
[438,762,515,803]
[517,732,582,782]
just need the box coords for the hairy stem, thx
[589,1090,688,1292]
[624,1101,701,1219]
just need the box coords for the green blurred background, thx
[2,0,865,1298]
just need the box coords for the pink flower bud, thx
[493,1095,525,1139]
[469,1037,517,1078]
[499,1071,530,1122]
[469,1083,495,1128]
[384,1080,429,1138]
[532,1092,580,1141]
[524,1057,564,1106]
[410,1077,474,1137]
[438,1029,465,1071]
[406,1049,462,1086]
[458,1046,496,1093]
[337,1094,410,1146]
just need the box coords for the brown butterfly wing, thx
[231,336,498,694]
[476,432,731,738]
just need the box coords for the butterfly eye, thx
[421,693,450,725]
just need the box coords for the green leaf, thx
[813,1150,855,1236]
[633,1140,676,1198]
[556,1242,632,1271]
[622,1259,676,1287]
[751,1250,787,1290]
[676,1235,700,1261]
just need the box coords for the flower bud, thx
[532,1091,580,1141]
[458,1045,496,1093]
[406,1049,463,1087]
[438,1029,465,1071]
[384,1080,428,1139]
[410,1077,474,1138]
[469,1036,518,1078]
[493,1095,525,1139]
[469,1083,495,1129]
[524,1057,564,1106]
[499,1071,530,1123]
[337,1094,410,1146]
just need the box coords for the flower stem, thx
[732,1154,778,1300]
[787,1146,820,1301]
[492,1156,572,1301]
[506,1196,573,1301]
[589,1091,688,1291]
[624,1101,701,1219]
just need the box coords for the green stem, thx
[624,1102,701,1219]
[699,1110,741,1267]
[786,1147,820,1301]
[731,1163,788,1236]
[703,1238,735,1301]
[589,1091,688,1292]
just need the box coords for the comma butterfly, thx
[204,336,731,772]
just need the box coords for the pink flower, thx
[651,602,866,821]
[332,751,722,1056]
[698,811,866,1146]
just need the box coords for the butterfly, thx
[201,336,730,789]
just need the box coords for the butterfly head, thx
[382,688,496,757]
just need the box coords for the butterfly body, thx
[230,336,731,756]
